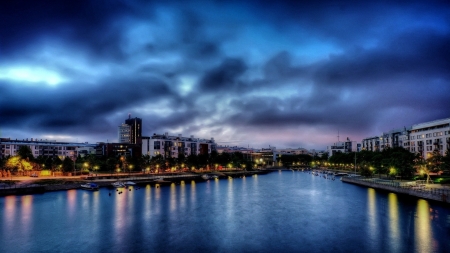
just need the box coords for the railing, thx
[345,177,450,197]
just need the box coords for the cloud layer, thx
[1,0,449,149]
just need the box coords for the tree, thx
[62,157,74,172]
[17,146,34,161]
[5,156,33,175]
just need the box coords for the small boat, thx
[201,174,211,180]
[112,181,126,188]
[334,173,349,177]
[154,177,166,182]
[124,181,136,186]
[211,175,219,179]
[81,183,99,190]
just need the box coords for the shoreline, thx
[0,170,272,196]
[342,176,450,205]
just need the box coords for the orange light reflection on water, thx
[3,196,17,231]
[113,187,127,247]
[19,195,33,240]
[66,190,77,220]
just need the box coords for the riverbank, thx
[0,170,272,196]
[342,176,450,204]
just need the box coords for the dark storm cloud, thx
[0,75,173,133]
[1,0,449,147]
[198,58,247,92]
[0,0,144,60]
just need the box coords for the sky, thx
[1,0,449,150]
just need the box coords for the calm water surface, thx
[1,171,449,253]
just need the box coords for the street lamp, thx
[128,165,133,176]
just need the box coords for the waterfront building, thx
[142,133,216,159]
[95,142,142,158]
[327,137,360,157]
[361,117,450,158]
[0,138,96,160]
[362,136,380,152]
[409,118,450,158]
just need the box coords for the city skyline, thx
[1,1,449,149]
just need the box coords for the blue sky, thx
[1,0,449,149]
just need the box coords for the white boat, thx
[81,183,99,190]
[211,175,219,179]
[124,181,136,186]
[201,174,211,180]
[112,181,126,188]
[154,177,165,182]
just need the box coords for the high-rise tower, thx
[124,115,142,144]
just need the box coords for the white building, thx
[361,117,450,158]
[118,123,131,143]
[0,138,97,160]
[142,133,216,159]
[409,118,450,158]
[327,138,360,157]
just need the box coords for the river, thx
[1,170,449,253]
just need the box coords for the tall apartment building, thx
[142,133,216,159]
[118,123,131,143]
[361,117,450,158]
[409,118,450,158]
[118,116,142,144]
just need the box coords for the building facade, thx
[142,133,216,159]
[361,117,450,158]
[95,142,142,158]
[327,138,360,157]
[125,117,142,144]
[409,118,450,158]
[0,138,96,160]
[118,123,131,143]
[118,116,142,144]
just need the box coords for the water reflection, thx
[66,190,77,220]
[170,183,177,213]
[113,187,127,247]
[180,181,186,209]
[190,180,196,205]
[19,195,33,244]
[144,185,152,221]
[367,188,378,250]
[415,199,432,252]
[1,171,449,253]
[388,193,400,252]
[3,196,16,232]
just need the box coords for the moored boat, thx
[112,181,126,188]
[124,181,136,186]
[81,183,99,190]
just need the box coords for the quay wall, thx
[0,170,272,196]
[342,177,449,204]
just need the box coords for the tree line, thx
[327,147,450,179]
[0,147,257,175]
